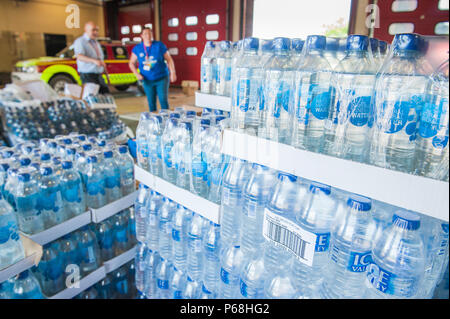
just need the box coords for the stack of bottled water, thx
[1,97,127,143]
[0,208,136,299]
[222,33,448,181]
[134,156,448,299]
[200,41,233,97]
[0,134,135,236]
[136,107,229,203]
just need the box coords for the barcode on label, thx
[262,209,316,267]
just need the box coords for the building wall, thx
[0,0,105,74]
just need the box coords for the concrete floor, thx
[112,85,199,134]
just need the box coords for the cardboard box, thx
[181,80,199,96]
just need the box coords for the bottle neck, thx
[393,50,420,59]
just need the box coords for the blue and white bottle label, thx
[0,221,20,244]
[347,251,372,272]
[239,279,262,298]
[157,279,169,290]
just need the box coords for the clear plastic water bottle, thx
[112,211,130,255]
[320,194,377,299]
[174,121,193,190]
[103,150,121,203]
[38,165,66,228]
[0,281,12,299]
[239,251,267,299]
[13,171,44,235]
[200,41,216,94]
[241,163,277,255]
[145,190,162,252]
[111,265,130,298]
[262,172,299,274]
[35,243,64,296]
[290,38,304,65]
[365,210,426,299]
[148,115,164,178]
[324,37,340,69]
[206,126,227,204]
[368,38,380,69]
[415,59,449,181]
[60,161,85,219]
[292,181,336,297]
[95,219,115,262]
[12,270,44,299]
[159,198,176,262]
[143,249,160,298]
[203,221,221,293]
[85,155,106,209]
[135,242,148,292]
[369,33,431,173]
[172,205,189,271]
[291,35,333,152]
[134,184,150,243]
[95,273,116,299]
[4,168,19,210]
[187,213,205,281]
[215,40,232,96]
[169,265,187,299]
[162,116,179,184]
[0,194,25,270]
[116,145,135,196]
[76,225,101,276]
[260,37,295,143]
[219,244,244,299]
[264,260,298,299]
[323,34,376,162]
[191,119,210,198]
[182,275,201,299]
[421,219,449,298]
[231,37,263,136]
[59,234,80,281]
[156,257,172,299]
[136,112,151,171]
[219,158,250,247]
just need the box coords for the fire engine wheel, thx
[115,85,130,92]
[49,74,75,95]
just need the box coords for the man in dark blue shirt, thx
[129,27,177,112]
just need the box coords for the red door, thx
[117,2,155,43]
[160,0,228,86]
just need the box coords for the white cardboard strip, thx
[195,91,231,112]
[49,266,106,299]
[103,246,137,273]
[0,254,37,283]
[135,165,221,224]
[91,190,138,223]
[25,211,91,246]
[221,130,449,222]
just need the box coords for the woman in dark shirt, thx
[129,27,177,112]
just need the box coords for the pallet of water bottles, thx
[133,157,449,300]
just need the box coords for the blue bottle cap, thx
[104,151,113,158]
[306,35,326,51]
[369,38,379,51]
[392,33,423,52]
[214,109,224,115]
[82,143,93,151]
[41,166,53,176]
[118,146,128,154]
[186,110,197,117]
[169,112,181,119]
[291,38,304,52]
[63,138,72,145]
[347,194,372,211]
[379,40,387,54]
[52,157,61,166]
[325,37,339,51]
[261,39,273,52]
[97,140,106,147]
[48,141,57,148]
[243,37,259,51]
[0,162,9,171]
[215,116,226,124]
[40,153,51,161]
[309,181,331,195]
[206,41,215,49]
[220,40,231,50]
[18,173,31,182]
[87,156,98,163]
[273,37,290,51]
[66,148,76,155]
[62,161,73,169]
[277,172,297,182]
[200,119,211,126]
[346,35,369,51]
[204,107,212,113]
[19,157,31,166]
[392,210,420,230]
[77,135,87,141]
[169,118,178,126]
